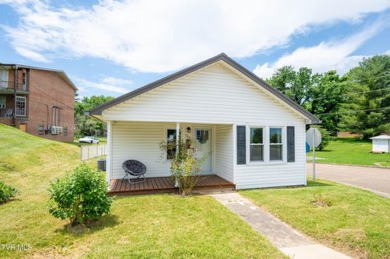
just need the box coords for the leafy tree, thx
[267,66,318,109]
[267,67,347,134]
[339,55,390,139]
[75,95,114,137]
[48,163,112,226]
[310,71,348,135]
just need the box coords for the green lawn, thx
[0,124,283,258]
[308,137,390,167]
[240,180,390,258]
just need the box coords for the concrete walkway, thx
[306,163,390,198]
[211,192,351,259]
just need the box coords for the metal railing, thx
[81,144,107,161]
[0,81,28,91]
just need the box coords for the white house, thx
[90,53,320,190]
[370,135,390,153]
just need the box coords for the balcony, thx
[0,107,27,118]
[0,81,29,94]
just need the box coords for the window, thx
[15,96,26,116]
[270,128,283,161]
[52,106,60,126]
[250,127,264,161]
[0,69,8,88]
[22,71,28,90]
[167,129,177,159]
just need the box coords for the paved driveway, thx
[306,163,390,198]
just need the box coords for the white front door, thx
[193,128,212,173]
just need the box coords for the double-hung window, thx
[15,96,26,117]
[250,127,264,161]
[270,127,283,161]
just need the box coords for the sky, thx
[0,0,389,99]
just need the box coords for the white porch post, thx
[176,122,180,157]
[106,121,112,188]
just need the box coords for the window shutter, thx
[237,126,246,165]
[287,126,295,162]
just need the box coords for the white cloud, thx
[74,77,132,94]
[2,0,390,73]
[253,22,389,78]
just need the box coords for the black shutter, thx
[287,126,295,162]
[237,126,246,165]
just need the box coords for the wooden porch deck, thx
[108,175,235,196]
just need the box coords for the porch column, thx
[106,121,112,187]
[176,122,180,157]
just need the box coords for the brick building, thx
[0,64,77,142]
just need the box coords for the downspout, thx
[13,65,18,126]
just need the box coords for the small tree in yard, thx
[48,164,112,226]
[160,134,206,196]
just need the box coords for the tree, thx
[267,67,347,135]
[75,95,114,137]
[266,66,317,109]
[339,55,390,139]
[310,71,348,135]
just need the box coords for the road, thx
[306,163,390,198]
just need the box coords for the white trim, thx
[232,124,237,183]
[106,121,112,186]
[269,126,285,162]
[243,125,287,164]
[247,126,265,164]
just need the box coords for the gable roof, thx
[0,63,77,91]
[89,53,320,123]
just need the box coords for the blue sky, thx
[0,0,389,99]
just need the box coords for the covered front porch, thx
[106,121,235,188]
[108,174,235,196]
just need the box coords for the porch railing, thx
[0,81,28,91]
[0,108,13,118]
[0,108,26,118]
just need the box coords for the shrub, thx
[48,163,112,226]
[0,181,18,204]
[160,133,206,196]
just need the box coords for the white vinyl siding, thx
[215,124,234,183]
[106,62,308,189]
[235,121,306,189]
[103,63,305,124]
[111,122,173,179]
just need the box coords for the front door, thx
[193,128,212,173]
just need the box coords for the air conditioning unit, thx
[51,126,62,135]
[50,126,58,135]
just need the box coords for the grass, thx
[0,124,283,258]
[240,180,390,258]
[308,137,390,167]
